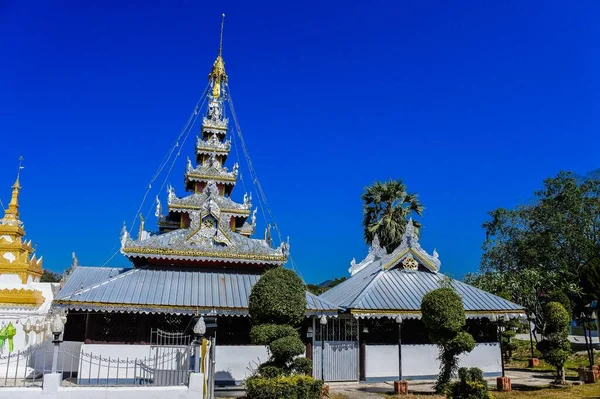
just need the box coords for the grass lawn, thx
[375,384,600,398]
[493,383,600,398]
[507,339,591,377]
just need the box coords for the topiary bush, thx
[249,267,306,326]
[447,367,492,399]
[248,266,314,395]
[421,287,475,393]
[536,301,571,384]
[246,375,323,399]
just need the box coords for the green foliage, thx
[258,363,285,378]
[362,179,424,253]
[422,288,467,341]
[548,291,572,318]
[246,375,324,399]
[447,367,492,399]
[248,266,310,381]
[421,288,475,393]
[269,335,305,363]
[41,270,61,282]
[536,302,571,384]
[500,318,521,362]
[290,357,312,375]
[306,277,347,295]
[249,267,306,327]
[250,324,299,346]
[474,171,600,329]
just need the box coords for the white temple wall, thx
[215,345,269,384]
[365,343,501,381]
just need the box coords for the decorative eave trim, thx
[202,125,228,132]
[53,300,250,316]
[0,288,45,307]
[185,173,236,184]
[122,246,287,263]
[169,204,250,215]
[53,300,339,318]
[196,147,229,154]
[349,308,526,319]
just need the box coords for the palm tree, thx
[362,179,424,253]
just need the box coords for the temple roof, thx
[54,266,339,316]
[121,225,287,265]
[168,191,251,215]
[185,156,238,185]
[320,221,525,319]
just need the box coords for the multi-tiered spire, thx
[0,159,43,284]
[121,17,289,267]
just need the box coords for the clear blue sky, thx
[1,1,599,283]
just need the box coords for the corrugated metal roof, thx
[55,266,339,316]
[319,257,524,316]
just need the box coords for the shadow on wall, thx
[215,370,236,386]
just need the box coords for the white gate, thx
[313,318,358,382]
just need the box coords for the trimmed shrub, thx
[270,335,306,363]
[250,324,300,346]
[448,367,491,399]
[246,375,323,399]
[290,357,312,375]
[536,302,571,384]
[249,267,306,326]
[421,287,475,393]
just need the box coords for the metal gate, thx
[313,318,358,382]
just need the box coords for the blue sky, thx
[1,1,599,283]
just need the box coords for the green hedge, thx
[246,375,323,399]
[250,324,299,346]
[249,267,306,326]
[270,335,305,363]
[447,367,491,399]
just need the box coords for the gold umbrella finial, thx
[209,13,228,98]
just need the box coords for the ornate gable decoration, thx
[383,219,441,273]
[349,234,387,276]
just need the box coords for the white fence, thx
[365,343,501,381]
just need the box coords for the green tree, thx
[470,171,600,330]
[421,287,475,393]
[41,270,61,283]
[248,267,308,376]
[536,302,571,384]
[362,179,423,253]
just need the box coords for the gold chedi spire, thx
[3,156,23,222]
[0,157,43,284]
[208,14,228,99]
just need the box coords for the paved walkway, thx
[328,369,560,398]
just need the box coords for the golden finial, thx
[4,156,24,221]
[209,13,228,99]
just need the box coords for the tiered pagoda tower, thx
[0,170,43,287]
[120,24,289,270]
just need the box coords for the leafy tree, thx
[248,267,308,377]
[362,179,423,253]
[306,277,347,295]
[536,302,571,384]
[41,270,61,282]
[469,171,600,331]
[421,287,475,393]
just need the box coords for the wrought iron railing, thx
[0,342,49,387]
